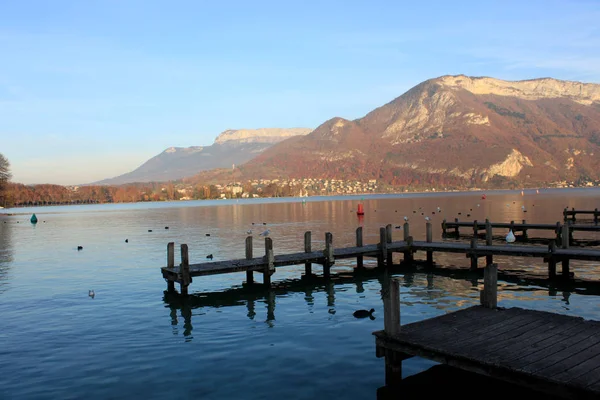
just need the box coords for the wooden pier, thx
[160,222,600,295]
[442,218,600,243]
[564,208,600,224]
[374,265,600,399]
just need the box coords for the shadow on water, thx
[0,219,13,294]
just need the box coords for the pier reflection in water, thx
[162,264,585,343]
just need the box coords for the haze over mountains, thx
[95,128,311,184]
[196,75,600,188]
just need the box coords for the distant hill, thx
[191,75,600,188]
[95,128,312,184]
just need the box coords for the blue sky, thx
[1,0,600,185]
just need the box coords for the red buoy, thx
[357,203,364,215]
[481,194,486,200]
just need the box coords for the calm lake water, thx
[1,188,599,399]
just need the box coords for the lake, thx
[1,188,599,399]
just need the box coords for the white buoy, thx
[506,230,516,243]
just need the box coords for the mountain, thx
[204,75,600,188]
[95,128,312,184]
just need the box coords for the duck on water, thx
[353,308,375,319]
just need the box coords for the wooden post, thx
[378,227,387,268]
[323,232,334,279]
[563,207,568,222]
[426,222,433,264]
[264,237,274,287]
[442,218,447,236]
[473,220,478,238]
[245,236,254,284]
[403,222,411,263]
[180,244,190,296]
[485,221,493,266]
[304,231,312,277]
[561,222,570,279]
[454,218,459,237]
[555,222,561,245]
[548,241,557,279]
[594,208,598,225]
[480,263,498,309]
[470,238,478,270]
[167,242,175,292]
[386,224,393,268]
[356,227,364,270]
[572,207,576,223]
[522,219,528,241]
[383,277,401,336]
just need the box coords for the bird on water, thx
[206,254,213,259]
[89,290,95,298]
[353,308,375,318]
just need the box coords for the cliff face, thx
[220,75,600,187]
[213,128,312,145]
[95,128,312,184]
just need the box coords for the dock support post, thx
[554,222,561,245]
[356,227,364,270]
[180,244,190,296]
[442,219,447,236]
[548,241,557,279]
[403,223,412,263]
[264,237,274,287]
[386,224,393,268]
[595,208,599,225]
[485,221,493,266]
[454,218,459,238]
[383,276,402,385]
[480,263,498,309]
[522,219,528,241]
[323,232,334,279]
[469,238,478,270]
[473,220,478,239]
[561,223,570,279]
[304,231,312,277]
[245,236,254,284]
[167,242,175,292]
[378,227,387,268]
[426,222,433,265]
[563,207,568,223]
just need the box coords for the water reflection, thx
[0,219,13,294]
[162,263,596,337]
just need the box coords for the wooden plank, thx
[552,352,600,386]
[538,340,600,380]
[513,324,600,372]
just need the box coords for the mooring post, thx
[426,222,433,264]
[378,227,387,268]
[403,222,411,263]
[522,219,528,241]
[180,244,190,296]
[548,241,557,279]
[167,242,175,292]
[264,237,274,287]
[485,221,493,266]
[480,263,498,309]
[572,207,576,223]
[304,231,312,277]
[563,207,568,223]
[383,277,401,336]
[594,208,599,225]
[245,236,254,284]
[386,224,393,268]
[454,218,459,237]
[441,219,447,236]
[323,232,333,279]
[469,238,478,270]
[356,227,364,270]
[473,220,478,239]
[555,222,561,245]
[561,222,570,279]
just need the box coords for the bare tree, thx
[0,153,11,195]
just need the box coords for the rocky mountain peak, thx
[435,75,600,105]
[213,128,312,145]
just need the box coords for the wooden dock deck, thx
[374,266,600,399]
[161,221,600,295]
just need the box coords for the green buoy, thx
[30,213,38,224]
